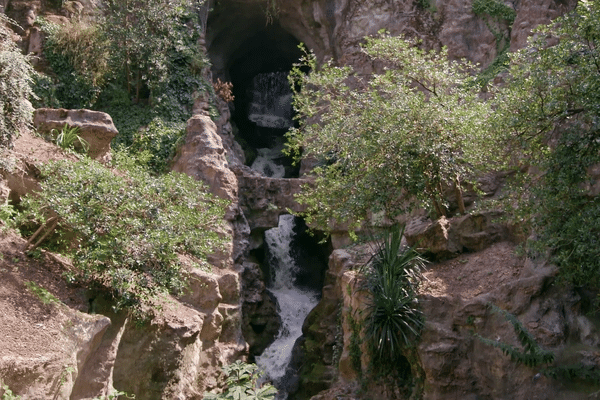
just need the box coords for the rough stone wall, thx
[302,245,600,400]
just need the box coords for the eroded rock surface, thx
[33,108,118,163]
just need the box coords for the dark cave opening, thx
[208,18,303,178]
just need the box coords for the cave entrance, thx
[207,7,303,178]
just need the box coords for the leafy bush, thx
[1,381,22,400]
[493,0,600,292]
[361,225,427,363]
[128,118,186,175]
[17,158,228,317]
[0,14,35,148]
[204,361,277,400]
[475,304,555,368]
[287,36,500,232]
[37,18,109,109]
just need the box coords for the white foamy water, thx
[251,147,286,178]
[248,72,294,129]
[256,215,319,382]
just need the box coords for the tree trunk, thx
[455,176,466,215]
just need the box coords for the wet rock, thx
[241,262,280,357]
[234,164,308,230]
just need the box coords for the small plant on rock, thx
[204,361,277,400]
[51,124,90,154]
[361,225,427,363]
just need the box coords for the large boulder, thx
[405,212,510,258]
[172,114,238,205]
[33,108,118,164]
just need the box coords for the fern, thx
[475,304,555,368]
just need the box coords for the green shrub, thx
[37,18,109,109]
[1,381,22,400]
[129,118,186,174]
[493,1,600,293]
[204,361,277,400]
[17,158,229,317]
[51,124,90,154]
[361,225,427,364]
[0,14,35,148]
[475,304,555,368]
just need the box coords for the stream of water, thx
[256,215,319,391]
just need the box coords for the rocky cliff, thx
[2,0,598,399]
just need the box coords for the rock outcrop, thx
[300,243,600,400]
[33,108,118,164]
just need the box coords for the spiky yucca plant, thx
[362,225,427,362]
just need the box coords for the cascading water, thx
[248,71,294,130]
[247,71,295,178]
[256,215,319,394]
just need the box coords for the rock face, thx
[300,244,600,400]
[172,114,239,205]
[234,165,309,231]
[33,108,118,163]
[405,211,510,258]
[208,0,577,80]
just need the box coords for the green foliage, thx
[347,309,363,374]
[17,158,228,317]
[493,0,600,291]
[472,0,515,87]
[25,281,62,305]
[100,0,208,107]
[51,124,90,154]
[361,225,427,364]
[204,361,277,400]
[1,381,21,400]
[0,14,35,149]
[35,1,212,162]
[287,36,500,232]
[543,363,600,383]
[37,18,109,109]
[0,199,17,230]
[472,0,516,25]
[128,118,186,174]
[475,304,555,368]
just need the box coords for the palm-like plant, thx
[362,225,427,361]
[51,124,89,154]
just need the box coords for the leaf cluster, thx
[287,36,501,231]
[37,18,109,108]
[360,225,427,364]
[50,124,90,154]
[0,14,35,149]
[472,0,516,25]
[17,158,228,317]
[204,361,277,400]
[127,118,187,175]
[475,304,554,368]
[34,0,211,160]
[492,0,600,291]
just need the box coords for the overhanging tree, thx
[286,35,502,232]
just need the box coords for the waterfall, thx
[256,215,319,392]
[248,71,294,129]
[250,145,286,178]
[246,71,294,178]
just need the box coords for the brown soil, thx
[1,131,88,375]
[0,228,88,363]
[421,241,526,300]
